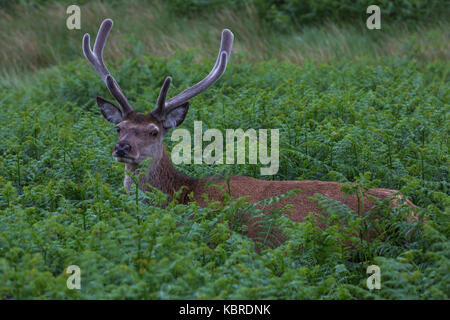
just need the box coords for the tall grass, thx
[0,0,448,86]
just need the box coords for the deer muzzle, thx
[114,143,131,158]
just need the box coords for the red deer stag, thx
[83,19,415,244]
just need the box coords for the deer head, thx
[83,19,233,166]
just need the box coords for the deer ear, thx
[162,102,189,130]
[97,96,123,124]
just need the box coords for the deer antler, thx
[83,19,134,116]
[151,29,234,120]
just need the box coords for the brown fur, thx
[124,142,417,245]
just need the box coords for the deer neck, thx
[124,146,198,203]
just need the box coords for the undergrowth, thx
[0,52,448,299]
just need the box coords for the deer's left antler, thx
[151,29,234,120]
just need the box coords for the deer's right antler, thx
[83,19,134,116]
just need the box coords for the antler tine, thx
[152,76,172,118]
[153,29,234,118]
[83,19,134,115]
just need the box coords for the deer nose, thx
[115,143,131,157]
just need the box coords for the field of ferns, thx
[0,0,448,300]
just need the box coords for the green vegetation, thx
[1,54,448,299]
[0,0,448,86]
[168,0,449,30]
[0,0,448,299]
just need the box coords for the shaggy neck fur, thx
[124,146,198,204]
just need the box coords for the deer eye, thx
[149,128,159,137]
[116,127,121,133]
